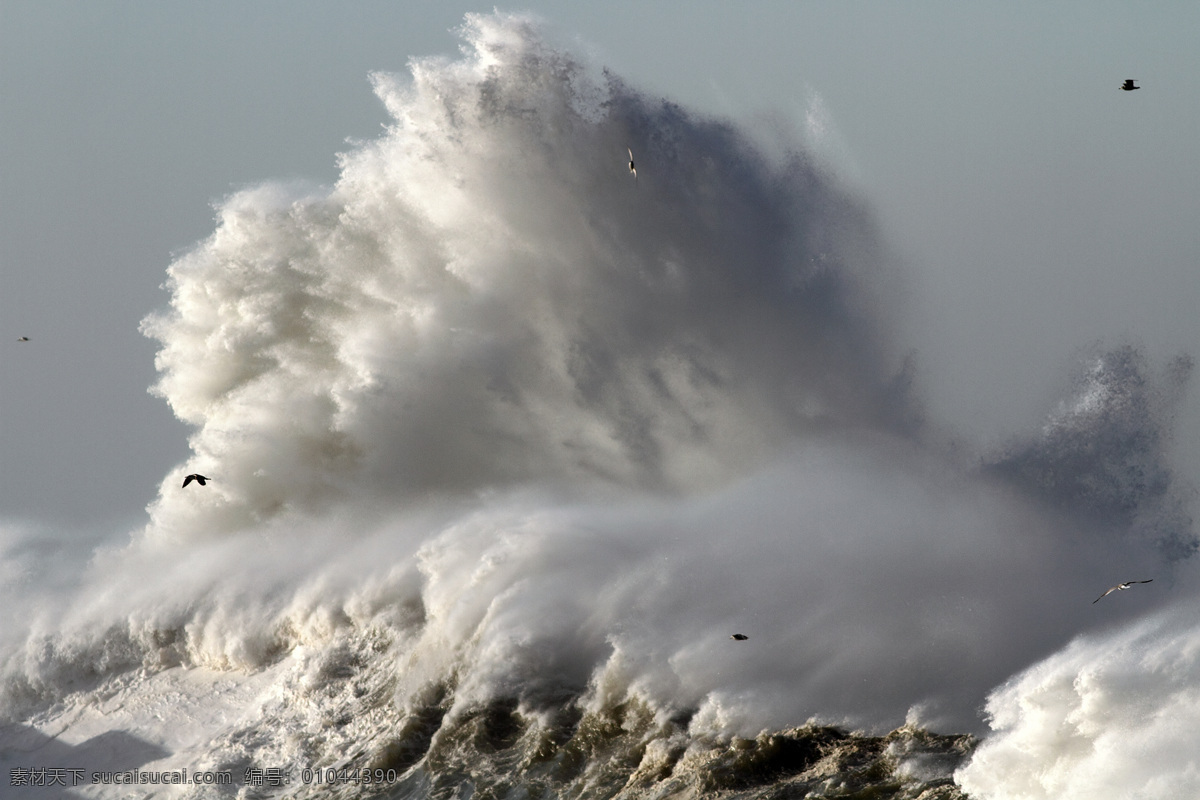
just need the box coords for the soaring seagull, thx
[1120,79,1140,91]
[1093,579,1152,603]
[730,633,748,641]
[182,473,209,488]
[17,337,29,342]
[627,147,637,182]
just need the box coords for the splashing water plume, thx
[2,13,1197,798]
[138,14,908,542]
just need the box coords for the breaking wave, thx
[957,609,1200,799]
[2,12,1196,799]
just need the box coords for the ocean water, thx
[3,12,1198,799]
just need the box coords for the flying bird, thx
[627,147,637,182]
[17,336,29,342]
[1120,79,1140,91]
[730,633,748,641]
[1093,579,1152,603]
[182,474,209,488]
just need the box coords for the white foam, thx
[958,609,1200,799]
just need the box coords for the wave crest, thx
[140,13,907,541]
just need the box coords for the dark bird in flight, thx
[182,474,209,488]
[730,633,748,641]
[1093,579,1152,603]
[1120,79,1140,91]
[627,147,637,182]
[17,337,29,342]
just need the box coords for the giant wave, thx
[2,12,1198,799]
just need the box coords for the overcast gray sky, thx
[3,0,1198,532]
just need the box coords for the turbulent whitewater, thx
[3,12,1199,799]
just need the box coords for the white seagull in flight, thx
[1093,579,1152,604]
[627,147,637,182]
